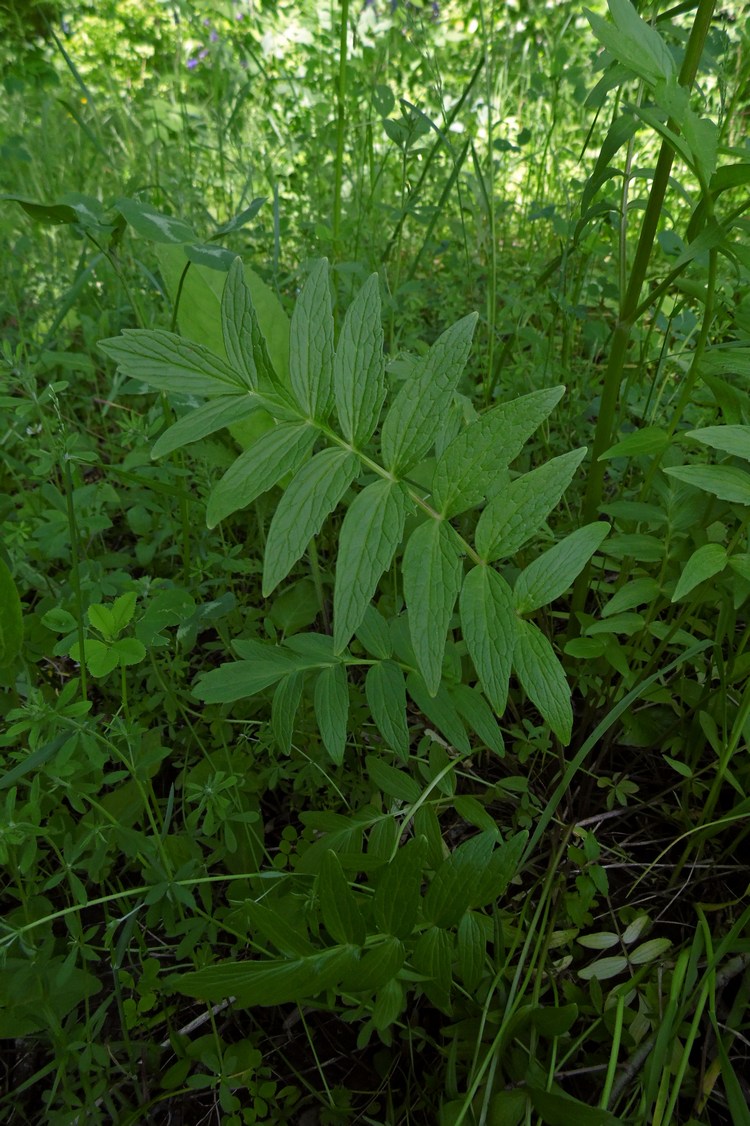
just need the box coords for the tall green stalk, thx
[571,0,717,619]
[332,0,350,264]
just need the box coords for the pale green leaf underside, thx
[432,386,565,517]
[152,394,260,459]
[333,273,385,446]
[476,447,587,561]
[672,543,727,601]
[513,619,572,744]
[514,522,611,613]
[100,329,249,397]
[290,258,334,420]
[263,448,359,595]
[459,565,515,715]
[403,520,464,696]
[380,312,477,473]
[207,421,316,528]
[333,479,409,653]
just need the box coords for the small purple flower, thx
[236,10,244,18]
[210,29,218,41]
[198,47,209,59]
[187,57,199,69]
[203,17,210,25]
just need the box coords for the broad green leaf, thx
[457,912,485,991]
[319,850,366,946]
[290,258,334,420]
[169,945,357,1007]
[111,638,146,667]
[525,1084,624,1126]
[476,448,587,561]
[262,449,359,595]
[629,938,671,964]
[99,330,246,397]
[272,672,305,755]
[514,523,611,613]
[242,900,315,958]
[345,937,405,993]
[372,978,404,1031]
[531,1004,579,1038]
[365,661,410,760]
[110,592,138,635]
[314,663,349,765]
[686,425,750,462]
[374,836,427,939]
[472,830,527,906]
[431,386,566,517]
[221,257,260,389]
[599,427,670,460]
[449,683,505,755]
[406,675,471,754]
[152,394,260,459]
[115,196,196,243]
[380,313,477,474]
[577,956,629,981]
[423,833,496,928]
[206,421,316,528]
[333,480,409,653]
[0,559,23,667]
[403,520,464,695]
[459,565,516,715]
[87,604,116,640]
[366,754,421,804]
[193,645,300,703]
[586,0,674,86]
[334,273,385,445]
[355,606,393,660]
[664,464,750,505]
[413,926,453,1012]
[602,577,660,617]
[70,638,118,678]
[672,543,727,601]
[513,620,572,744]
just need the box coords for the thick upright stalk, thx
[571,0,716,618]
[332,0,350,263]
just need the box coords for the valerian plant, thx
[101,257,610,758]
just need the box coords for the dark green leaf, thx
[334,273,385,445]
[319,850,366,946]
[406,675,471,754]
[459,565,516,715]
[207,421,316,528]
[0,559,24,668]
[514,523,611,613]
[290,258,334,420]
[513,621,572,744]
[169,946,358,1007]
[366,754,421,804]
[374,836,427,939]
[115,197,196,243]
[100,330,247,397]
[403,520,464,695]
[152,395,261,460]
[314,664,349,765]
[366,661,410,760]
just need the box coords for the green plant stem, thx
[62,455,87,703]
[571,0,717,622]
[332,0,350,263]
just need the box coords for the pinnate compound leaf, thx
[319,850,366,946]
[152,394,260,459]
[664,464,750,505]
[334,273,385,445]
[207,421,316,528]
[365,660,410,760]
[380,313,477,473]
[513,620,572,744]
[374,836,427,939]
[686,424,750,462]
[169,945,357,1007]
[672,543,727,601]
[0,559,23,668]
[333,480,409,653]
[221,257,260,389]
[459,565,516,715]
[262,449,359,595]
[314,663,349,765]
[99,330,247,397]
[514,523,611,613]
[432,386,565,517]
[290,258,334,420]
[403,520,464,696]
[476,448,587,561]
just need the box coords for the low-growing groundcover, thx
[2,0,750,1123]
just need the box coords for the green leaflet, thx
[241,900,315,958]
[99,329,247,397]
[431,386,566,518]
[672,543,728,601]
[402,520,464,696]
[406,675,471,754]
[289,258,334,421]
[333,273,385,446]
[514,523,611,613]
[664,463,750,505]
[459,565,516,715]
[413,926,453,1012]
[152,394,261,459]
[525,1084,624,1126]
[206,421,316,528]
[346,937,405,993]
[333,479,409,653]
[687,424,750,462]
[513,620,572,745]
[221,256,259,389]
[314,663,349,764]
[367,753,422,804]
[457,912,485,992]
[271,672,304,755]
[365,660,410,760]
[423,833,496,928]
[355,606,393,660]
[192,651,298,704]
[374,836,427,939]
[475,448,586,561]
[586,0,674,87]
[380,313,477,474]
[262,448,359,595]
[449,683,504,755]
[319,850,366,946]
[168,945,357,1007]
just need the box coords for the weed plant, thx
[2,1,750,1123]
